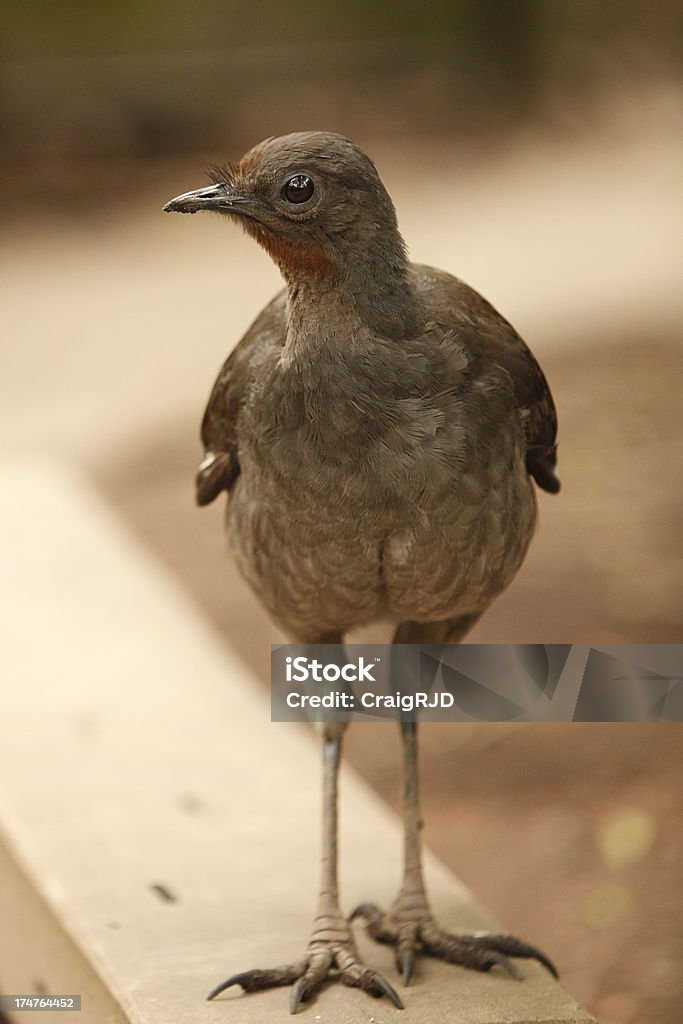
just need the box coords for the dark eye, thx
[282,175,314,204]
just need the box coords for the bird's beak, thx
[163,183,252,216]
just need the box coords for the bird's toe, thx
[207,961,305,1000]
[353,900,558,986]
[208,936,406,1013]
[419,921,558,980]
[350,901,399,943]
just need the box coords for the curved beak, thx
[163,183,252,215]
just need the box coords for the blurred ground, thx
[2,97,682,1024]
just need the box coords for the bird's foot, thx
[351,899,558,986]
[207,916,404,1014]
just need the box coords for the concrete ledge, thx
[0,460,596,1023]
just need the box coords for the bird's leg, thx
[352,720,558,986]
[208,720,402,1013]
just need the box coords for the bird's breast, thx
[243,360,474,515]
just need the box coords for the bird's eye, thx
[282,175,315,205]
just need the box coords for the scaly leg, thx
[208,720,402,1013]
[352,719,557,985]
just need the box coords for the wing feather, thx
[416,266,560,494]
[196,290,286,505]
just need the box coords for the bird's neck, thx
[284,255,422,358]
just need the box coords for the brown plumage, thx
[165,132,559,1013]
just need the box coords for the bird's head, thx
[164,132,407,285]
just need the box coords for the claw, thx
[475,934,559,980]
[533,950,559,979]
[207,972,245,1000]
[400,949,415,987]
[484,950,523,981]
[289,977,307,1015]
[371,973,404,1009]
[208,963,304,1000]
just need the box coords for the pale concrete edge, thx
[0,459,599,1024]
[0,835,132,1024]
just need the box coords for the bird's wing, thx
[196,289,287,506]
[417,266,560,494]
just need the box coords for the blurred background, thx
[2,3,682,1023]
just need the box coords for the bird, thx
[164,131,560,1014]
